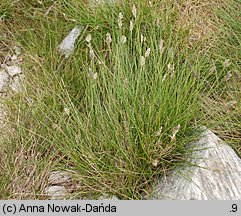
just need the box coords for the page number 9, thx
[231,204,237,213]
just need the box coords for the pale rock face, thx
[150,128,241,200]
[0,70,9,92]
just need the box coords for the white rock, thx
[151,128,241,200]
[45,186,68,199]
[0,70,9,92]
[58,26,83,58]
[48,171,72,185]
[6,65,22,76]
[9,74,24,93]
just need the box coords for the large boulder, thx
[150,128,241,200]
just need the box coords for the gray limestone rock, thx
[0,70,9,92]
[150,129,241,200]
[58,26,83,58]
[48,171,72,186]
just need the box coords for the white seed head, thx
[132,4,137,19]
[85,34,92,43]
[223,59,231,68]
[140,56,145,67]
[156,127,163,136]
[145,48,151,58]
[93,73,98,80]
[63,107,70,116]
[119,12,123,20]
[152,159,159,167]
[88,67,92,78]
[118,12,123,29]
[159,39,164,53]
[170,124,180,141]
[162,74,167,82]
[120,35,127,44]
[168,63,175,77]
[225,71,232,81]
[209,64,216,74]
[141,34,144,44]
[89,48,95,60]
[106,33,112,46]
[226,100,237,107]
[130,19,134,32]
[156,18,161,26]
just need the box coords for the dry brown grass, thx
[159,0,229,49]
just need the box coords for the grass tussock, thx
[0,0,240,199]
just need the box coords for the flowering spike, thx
[130,19,134,32]
[118,12,123,29]
[156,127,163,136]
[132,4,137,19]
[141,34,144,44]
[120,35,127,44]
[106,33,112,46]
[152,159,159,167]
[159,39,164,53]
[93,73,98,80]
[145,48,151,58]
[85,34,92,43]
[225,71,232,81]
[89,48,95,60]
[170,124,180,141]
[140,56,145,67]
[168,63,175,77]
[223,59,231,68]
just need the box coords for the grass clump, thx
[0,0,240,199]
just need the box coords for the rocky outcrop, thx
[150,128,241,200]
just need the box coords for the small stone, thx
[0,70,9,92]
[45,186,68,199]
[48,171,72,186]
[58,26,83,58]
[6,65,22,76]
